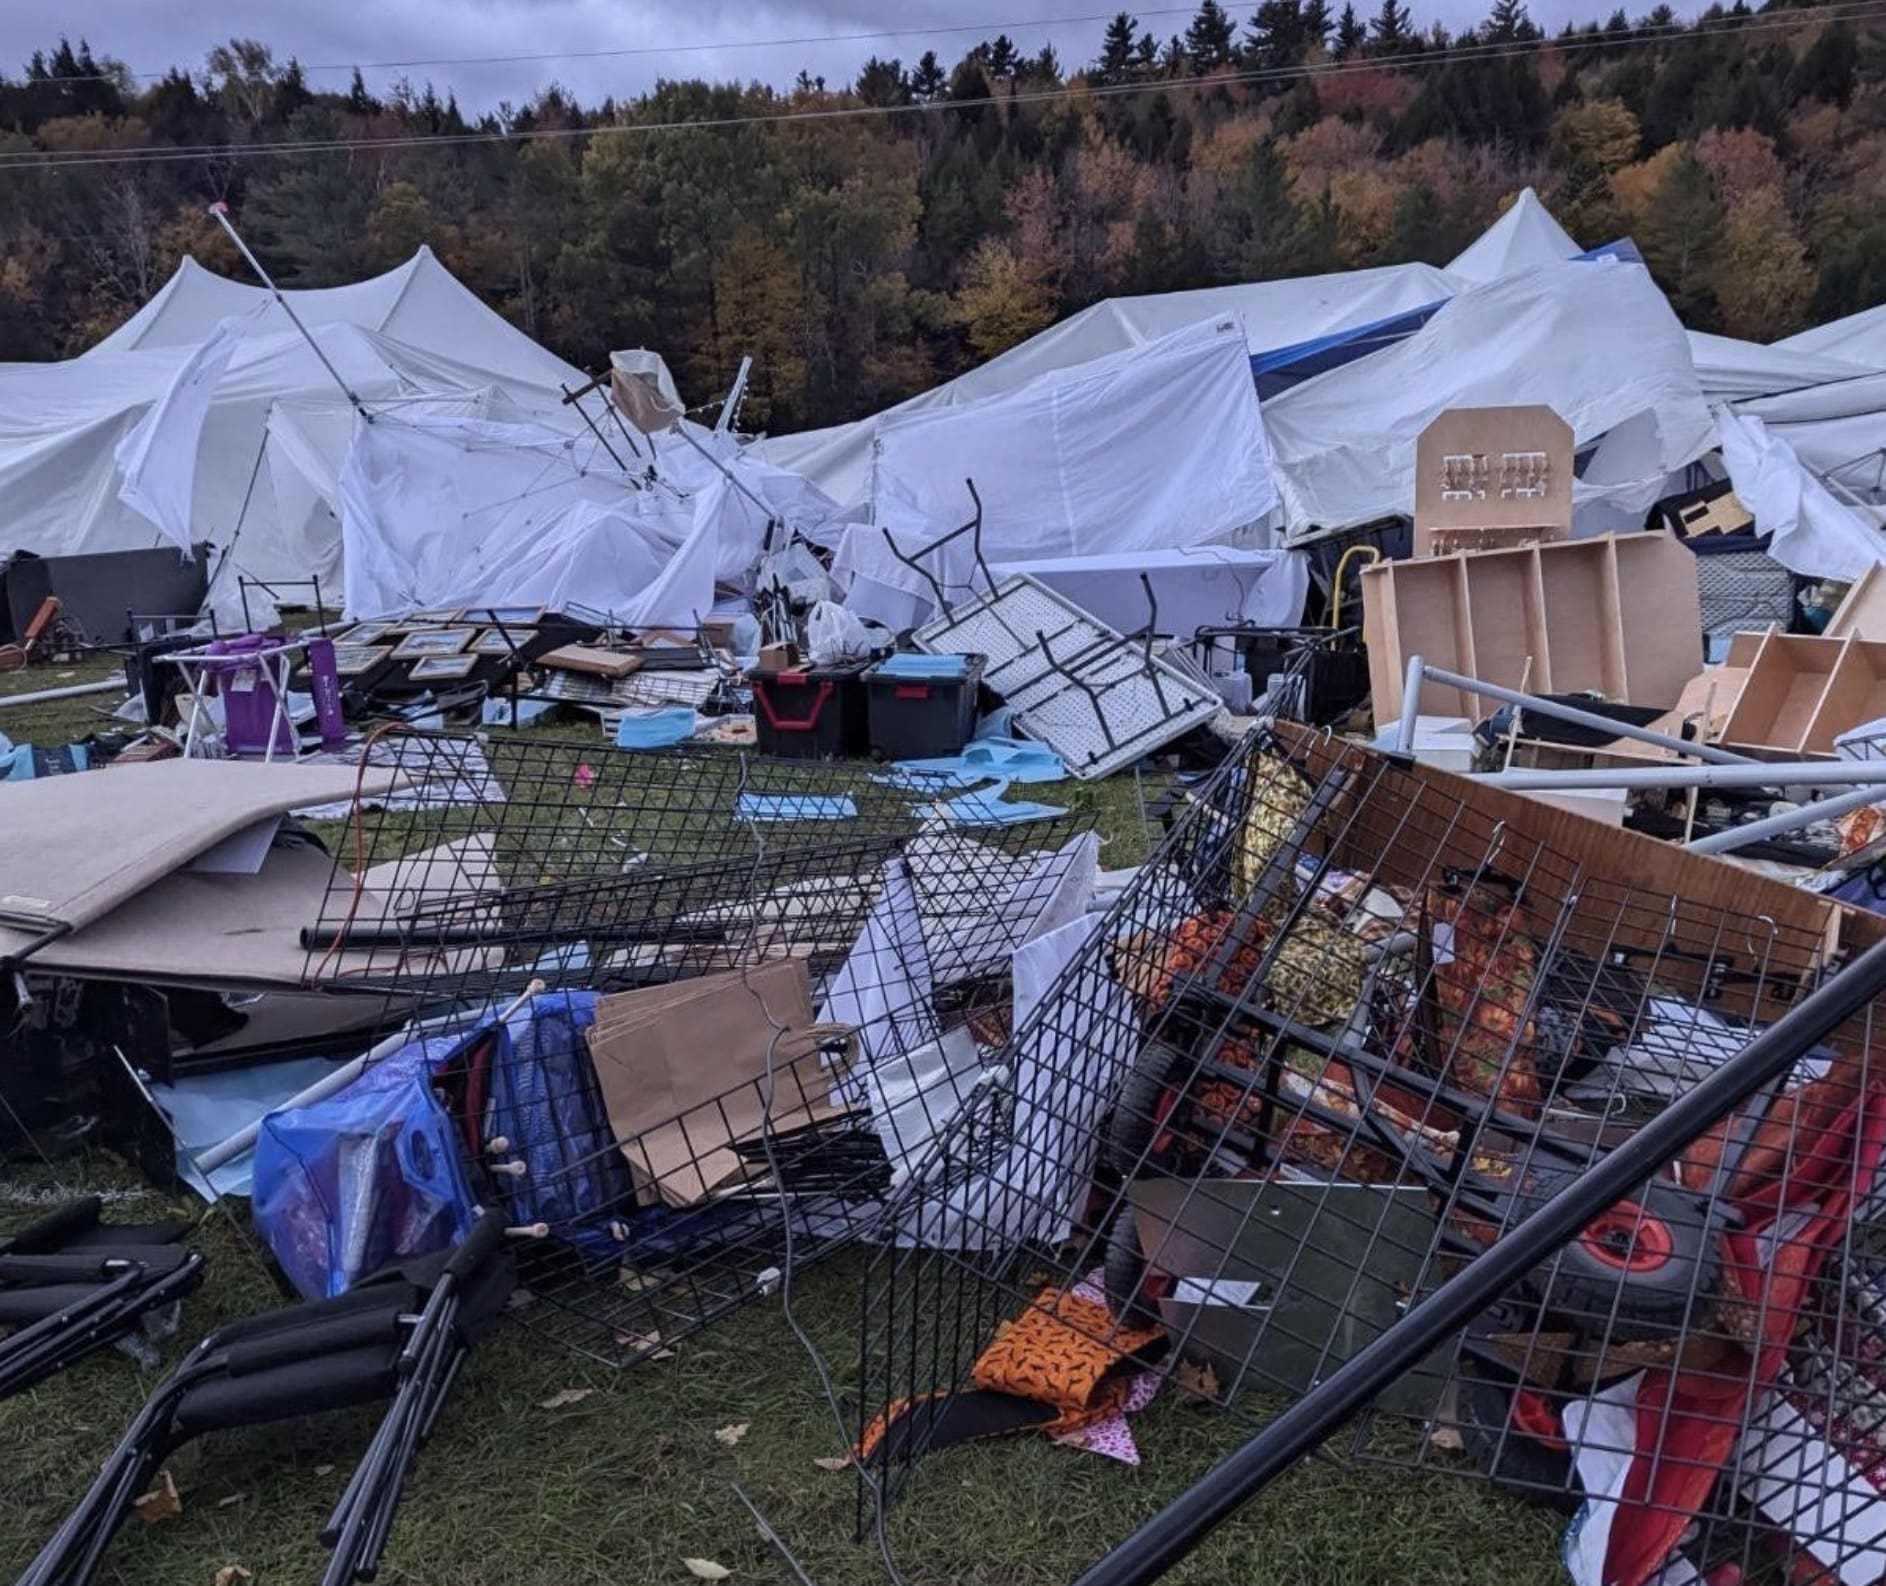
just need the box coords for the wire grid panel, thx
[915,576,1220,779]
[296,731,974,999]
[854,726,1886,1586]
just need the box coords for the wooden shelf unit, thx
[1722,629,1886,756]
[1362,532,1702,721]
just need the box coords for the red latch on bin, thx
[893,684,931,701]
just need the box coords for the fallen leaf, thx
[1172,1358,1221,1402]
[615,1329,676,1360]
[538,1387,595,1410]
[212,1567,253,1586]
[133,1469,183,1525]
[681,1559,732,1580]
[215,1493,245,1509]
[1427,1423,1465,1454]
[712,1422,750,1447]
[812,1455,851,1472]
[313,1465,335,1477]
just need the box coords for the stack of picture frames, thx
[332,607,551,695]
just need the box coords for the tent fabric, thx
[1266,259,1715,539]
[867,319,1277,564]
[758,261,1454,505]
[1778,300,1886,365]
[1443,187,1581,283]
[1716,408,1886,580]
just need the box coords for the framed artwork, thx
[332,645,391,677]
[406,606,466,625]
[472,604,547,627]
[406,653,480,681]
[390,627,475,659]
[471,627,535,656]
[336,621,394,647]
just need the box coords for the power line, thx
[5,0,1880,172]
[40,8,1208,85]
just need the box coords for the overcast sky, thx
[12,0,1671,112]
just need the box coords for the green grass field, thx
[0,652,1569,1585]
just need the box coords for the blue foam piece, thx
[873,652,967,679]
[920,779,1067,827]
[875,737,1067,790]
[615,706,698,750]
[736,793,858,822]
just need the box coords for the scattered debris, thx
[713,1422,750,1447]
[538,1387,596,1410]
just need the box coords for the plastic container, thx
[304,637,347,750]
[200,634,297,757]
[750,661,871,759]
[865,653,986,762]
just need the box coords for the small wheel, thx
[1523,1175,1720,1343]
[1454,1362,1581,1512]
[1103,1205,1165,1329]
[1105,1040,1187,1176]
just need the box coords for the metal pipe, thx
[1418,663,1750,766]
[1684,781,1886,854]
[1393,653,1424,754]
[0,678,123,710]
[1481,762,1886,792]
[1069,932,1886,1586]
[208,202,367,417]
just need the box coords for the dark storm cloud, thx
[13,0,1660,111]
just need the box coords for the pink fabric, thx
[1051,1271,1163,1465]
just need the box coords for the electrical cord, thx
[729,749,914,1586]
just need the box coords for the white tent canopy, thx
[1266,258,1715,539]
[1444,188,1581,283]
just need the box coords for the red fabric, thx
[1603,1079,1886,1586]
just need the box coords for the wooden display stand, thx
[1722,629,1886,757]
[1826,564,1886,642]
[1361,532,1702,721]
[1412,405,1574,559]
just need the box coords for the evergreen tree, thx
[1793,20,1857,107]
[1248,0,1308,70]
[1100,12,1140,80]
[1029,44,1062,83]
[1185,1,1238,72]
[1370,0,1414,53]
[1387,179,1447,259]
[910,50,946,99]
[345,67,380,115]
[855,56,910,107]
[1484,0,1537,42]
[985,34,1021,76]
[1303,0,1334,51]
[1135,30,1161,70]
[1334,2,1368,57]
[1637,148,1724,324]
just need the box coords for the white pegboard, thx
[915,575,1219,779]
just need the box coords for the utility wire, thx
[5,0,1881,171]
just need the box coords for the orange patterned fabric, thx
[970,1289,1166,1434]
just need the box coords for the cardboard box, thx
[537,643,641,680]
[1412,405,1573,559]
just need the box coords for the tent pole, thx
[207,202,370,421]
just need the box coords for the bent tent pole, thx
[1480,762,1886,792]
[207,202,370,420]
[1686,780,1886,855]
[1394,657,1750,766]
[1067,931,1886,1586]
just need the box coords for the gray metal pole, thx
[208,201,367,416]
[1419,663,1749,766]
[0,678,123,711]
[1481,762,1886,792]
[1394,653,1424,754]
[1685,781,1886,854]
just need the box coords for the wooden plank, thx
[1827,564,1886,642]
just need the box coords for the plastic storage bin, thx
[864,653,986,762]
[750,661,871,759]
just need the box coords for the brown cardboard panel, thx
[1412,405,1574,558]
[1535,541,1611,695]
[1804,638,1886,755]
[0,759,407,933]
[537,644,641,679]
[1724,634,1848,756]
[1612,534,1705,703]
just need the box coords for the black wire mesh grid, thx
[283,728,1094,1371]
[853,724,1886,1586]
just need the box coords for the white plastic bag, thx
[806,599,874,665]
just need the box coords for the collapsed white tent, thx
[1443,188,1582,284]
[832,319,1285,628]
[1267,258,1715,539]
[0,250,588,605]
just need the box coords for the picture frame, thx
[332,644,392,677]
[406,653,480,681]
[390,627,476,659]
[471,627,535,656]
[336,621,394,647]
[405,606,466,625]
[470,604,547,627]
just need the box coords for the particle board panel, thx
[1535,540,1611,697]
[1611,532,1705,704]
[1804,638,1886,755]
[1828,564,1886,643]
[1724,633,1844,756]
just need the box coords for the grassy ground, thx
[0,658,1570,1585]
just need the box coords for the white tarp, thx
[1716,407,1886,580]
[1266,259,1715,539]
[870,319,1277,562]
[1444,187,1580,283]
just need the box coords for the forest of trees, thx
[0,4,1881,433]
